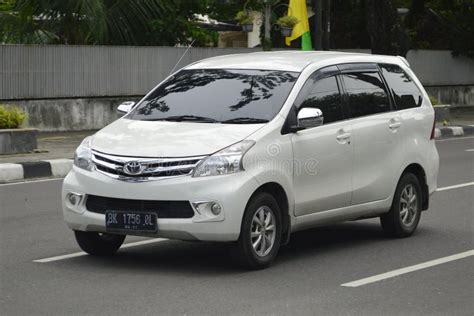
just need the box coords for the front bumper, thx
[62,166,259,242]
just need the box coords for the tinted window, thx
[298,76,344,125]
[342,72,391,118]
[380,64,423,110]
[129,69,298,123]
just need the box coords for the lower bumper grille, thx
[86,195,195,219]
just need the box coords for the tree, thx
[0,0,219,46]
[366,0,407,56]
[146,1,219,46]
[449,1,474,57]
[395,0,474,57]
[329,0,370,49]
[422,0,473,57]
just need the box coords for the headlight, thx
[74,136,93,171]
[192,140,255,177]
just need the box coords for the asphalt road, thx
[1,137,473,315]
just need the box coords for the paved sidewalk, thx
[0,130,96,164]
[434,109,474,138]
[2,113,473,165]
[436,111,474,128]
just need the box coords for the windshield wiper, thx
[222,117,269,124]
[149,115,218,123]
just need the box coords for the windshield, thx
[128,69,299,123]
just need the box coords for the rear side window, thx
[380,64,423,110]
[298,76,344,125]
[342,72,391,118]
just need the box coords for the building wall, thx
[2,97,138,131]
[3,45,472,101]
[406,50,474,86]
[1,45,472,131]
[425,86,474,107]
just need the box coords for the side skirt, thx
[291,198,392,233]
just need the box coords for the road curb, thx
[435,125,474,139]
[1,126,472,183]
[0,159,72,183]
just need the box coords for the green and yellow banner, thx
[285,0,313,51]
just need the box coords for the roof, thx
[185,50,404,72]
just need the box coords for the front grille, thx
[91,150,205,181]
[86,195,195,219]
[95,164,191,178]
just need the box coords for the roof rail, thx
[397,56,410,67]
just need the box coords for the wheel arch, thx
[400,163,429,210]
[248,182,291,245]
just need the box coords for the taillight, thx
[430,117,436,140]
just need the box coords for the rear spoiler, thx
[397,56,410,68]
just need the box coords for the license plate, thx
[105,211,157,233]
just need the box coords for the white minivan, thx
[63,51,439,269]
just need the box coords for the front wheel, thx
[380,173,422,238]
[74,231,125,256]
[232,192,282,270]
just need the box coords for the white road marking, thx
[33,238,167,263]
[0,177,63,187]
[341,250,474,288]
[435,136,474,142]
[436,182,474,192]
[13,158,474,264]
[466,149,474,152]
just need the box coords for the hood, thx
[91,118,264,157]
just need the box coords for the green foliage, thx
[429,95,439,106]
[330,0,473,57]
[434,0,474,58]
[0,105,27,129]
[330,0,371,49]
[207,0,250,21]
[276,16,299,28]
[235,10,253,25]
[397,0,474,57]
[366,0,406,56]
[2,0,471,56]
[0,0,222,46]
[147,1,218,47]
[0,0,14,11]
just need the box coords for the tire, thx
[232,192,282,270]
[381,173,422,238]
[74,231,126,256]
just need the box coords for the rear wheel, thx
[381,173,422,237]
[74,231,125,256]
[232,192,282,270]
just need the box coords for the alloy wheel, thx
[399,184,418,226]
[250,206,276,257]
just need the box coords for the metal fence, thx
[0,45,260,100]
[1,45,473,100]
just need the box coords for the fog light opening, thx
[66,192,83,206]
[211,202,222,216]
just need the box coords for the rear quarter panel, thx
[396,65,439,195]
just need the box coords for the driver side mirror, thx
[297,107,324,129]
[117,101,136,114]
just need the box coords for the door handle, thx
[389,119,402,130]
[336,132,351,140]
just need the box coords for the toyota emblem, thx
[123,161,144,175]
